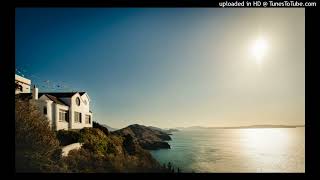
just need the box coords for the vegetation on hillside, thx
[56,130,82,146]
[15,97,175,172]
[92,121,110,135]
[60,128,163,172]
[15,98,63,172]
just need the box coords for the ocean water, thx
[150,127,305,172]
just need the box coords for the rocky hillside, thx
[60,127,164,172]
[15,98,169,172]
[112,124,172,150]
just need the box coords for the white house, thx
[15,74,31,94]
[15,75,93,131]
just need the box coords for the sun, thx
[250,37,268,64]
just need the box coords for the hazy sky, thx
[16,8,305,129]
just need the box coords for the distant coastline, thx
[178,125,305,130]
[215,125,305,129]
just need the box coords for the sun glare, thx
[250,37,268,64]
[241,128,290,154]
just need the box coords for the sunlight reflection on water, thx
[150,127,305,172]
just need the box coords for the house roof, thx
[38,92,86,98]
[15,93,67,106]
[16,92,87,106]
[79,92,86,96]
[45,94,68,106]
[39,92,75,98]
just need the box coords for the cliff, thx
[60,127,164,172]
[15,98,168,172]
[113,124,172,150]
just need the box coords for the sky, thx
[16,8,305,129]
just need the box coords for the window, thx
[59,110,69,122]
[16,82,21,91]
[85,115,91,124]
[76,97,80,106]
[43,107,47,115]
[74,112,82,123]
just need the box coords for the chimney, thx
[32,85,38,100]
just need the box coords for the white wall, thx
[33,93,93,131]
[61,143,83,156]
[15,74,31,94]
[70,93,93,129]
[55,104,69,131]
[37,96,54,129]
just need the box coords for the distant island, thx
[148,126,179,134]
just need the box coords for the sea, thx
[150,127,305,172]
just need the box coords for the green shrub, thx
[15,98,165,172]
[15,98,62,172]
[56,130,82,146]
[92,121,109,135]
[79,128,110,156]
